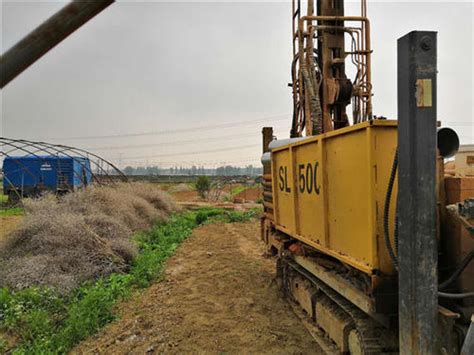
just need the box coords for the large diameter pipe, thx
[261,152,271,166]
[437,127,460,158]
[0,0,114,89]
[268,137,309,150]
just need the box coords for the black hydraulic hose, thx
[394,214,399,257]
[384,148,474,299]
[438,291,474,299]
[384,149,399,270]
[439,251,474,290]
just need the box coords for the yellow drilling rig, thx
[261,0,474,353]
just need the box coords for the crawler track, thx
[282,258,398,354]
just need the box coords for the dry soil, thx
[0,215,22,248]
[73,220,322,354]
[233,187,262,202]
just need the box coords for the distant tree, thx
[146,166,160,175]
[195,175,211,198]
[124,166,134,175]
[245,164,254,175]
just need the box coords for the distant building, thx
[2,155,92,200]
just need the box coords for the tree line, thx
[122,165,262,176]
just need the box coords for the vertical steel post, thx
[397,31,438,354]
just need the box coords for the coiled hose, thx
[384,149,474,299]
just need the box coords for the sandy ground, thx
[0,215,22,248]
[73,221,321,354]
[171,190,200,202]
[170,184,262,204]
[233,187,262,202]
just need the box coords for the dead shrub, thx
[0,183,177,293]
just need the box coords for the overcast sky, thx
[1,0,473,168]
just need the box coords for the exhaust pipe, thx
[437,127,460,158]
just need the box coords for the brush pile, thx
[0,183,177,293]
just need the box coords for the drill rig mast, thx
[290,0,372,137]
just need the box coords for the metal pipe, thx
[268,137,309,150]
[0,0,114,88]
[299,16,372,118]
[261,152,271,166]
[437,292,474,299]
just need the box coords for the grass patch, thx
[0,194,8,204]
[230,185,249,196]
[0,193,23,216]
[0,207,24,217]
[0,207,258,354]
[222,185,253,202]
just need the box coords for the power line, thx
[43,114,290,141]
[85,129,289,151]
[108,143,261,161]
[121,157,262,167]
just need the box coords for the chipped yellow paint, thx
[271,120,398,275]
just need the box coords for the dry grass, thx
[0,183,177,293]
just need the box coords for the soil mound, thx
[234,187,262,202]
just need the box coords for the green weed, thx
[230,185,248,196]
[0,207,24,217]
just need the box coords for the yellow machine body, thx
[271,120,398,276]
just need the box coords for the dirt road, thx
[73,221,321,354]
